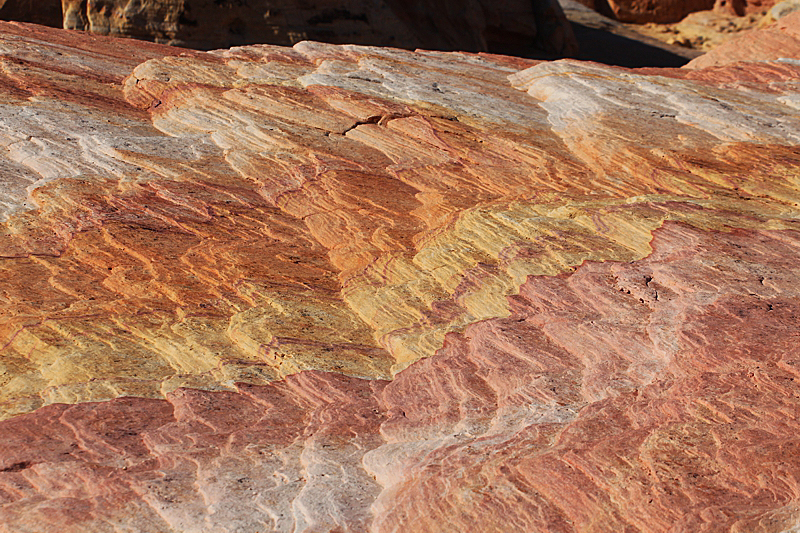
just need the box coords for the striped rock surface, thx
[1,19,800,533]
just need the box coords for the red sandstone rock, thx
[601,0,715,23]
[574,0,773,23]
[0,19,799,533]
[713,0,775,17]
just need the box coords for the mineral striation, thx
[1,18,800,533]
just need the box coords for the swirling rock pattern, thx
[1,19,800,533]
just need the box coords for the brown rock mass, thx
[0,19,800,533]
[597,0,715,23]
[0,0,62,27]
[573,0,774,23]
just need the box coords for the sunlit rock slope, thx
[1,19,800,533]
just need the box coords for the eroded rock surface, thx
[573,0,773,22]
[685,9,800,66]
[1,20,800,533]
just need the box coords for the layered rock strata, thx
[1,19,800,533]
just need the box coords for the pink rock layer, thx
[3,223,800,532]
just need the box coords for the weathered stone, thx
[633,10,765,52]
[763,0,800,22]
[570,0,713,22]
[574,0,771,23]
[712,0,775,17]
[685,9,800,66]
[1,19,800,533]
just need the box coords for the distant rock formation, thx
[574,0,773,22]
[712,0,774,16]
[685,8,800,66]
[1,18,800,533]
[0,0,61,26]
[0,0,578,56]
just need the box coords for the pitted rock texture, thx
[685,9,800,67]
[0,0,578,56]
[712,0,775,16]
[1,20,800,533]
[576,0,715,22]
[628,10,765,52]
[574,0,773,22]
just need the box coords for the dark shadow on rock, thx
[569,21,694,66]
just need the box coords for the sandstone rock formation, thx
[712,0,774,17]
[591,0,715,22]
[627,0,799,52]
[685,8,800,66]
[0,0,578,57]
[763,0,800,23]
[632,9,764,51]
[573,0,772,23]
[1,19,800,533]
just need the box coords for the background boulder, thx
[0,0,579,56]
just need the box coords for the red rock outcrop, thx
[590,0,715,23]
[712,0,775,17]
[1,19,800,533]
[575,0,773,23]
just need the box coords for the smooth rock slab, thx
[0,20,799,533]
